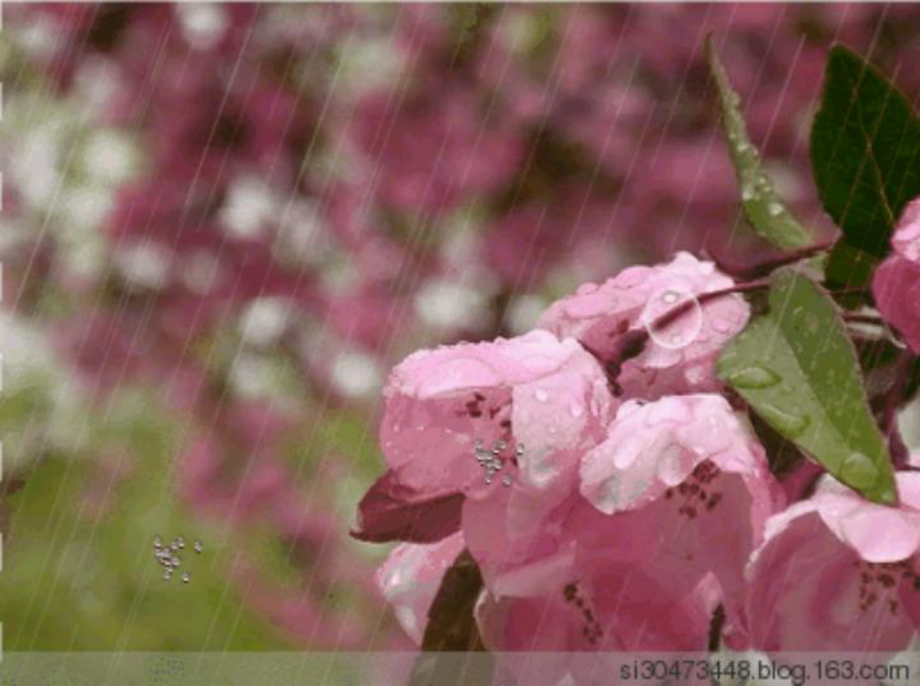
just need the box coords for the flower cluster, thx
[360,247,920,681]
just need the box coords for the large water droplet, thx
[768,202,783,217]
[641,287,702,351]
[727,366,780,389]
[841,452,878,488]
[759,404,809,437]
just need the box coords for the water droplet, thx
[153,535,162,548]
[657,443,685,483]
[502,476,512,487]
[177,537,185,549]
[171,557,181,567]
[534,388,549,402]
[516,443,525,456]
[163,571,171,581]
[569,401,584,418]
[642,288,703,350]
[727,366,779,389]
[194,540,204,554]
[759,404,809,437]
[768,202,783,217]
[841,452,878,488]
[182,573,191,584]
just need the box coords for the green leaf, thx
[706,37,812,250]
[717,269,896,504]
[811,45,920,261]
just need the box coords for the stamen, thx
[474,438,520,487]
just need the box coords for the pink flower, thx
[747,473,920,653]
[474,551,719,683]
[349,84,523,215]
[356,329,613,570]
[873,199,920,353]
[380,329,614,499]
[578,394,783,634]
[538,252,750,398]
[376,532,465,645]
[891,199,920,261]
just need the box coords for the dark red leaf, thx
[351,470,464,544]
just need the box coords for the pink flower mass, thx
[366,258,785,668]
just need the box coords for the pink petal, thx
[376,533,465,644]
[813,475,920,563]
[747,510,915,652]
[872,254,920,354]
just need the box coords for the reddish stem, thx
[712,241,832,280]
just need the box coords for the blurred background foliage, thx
[2,2,920,659]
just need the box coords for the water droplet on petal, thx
[727,366,780,389]
[534,388,549,402]
[657,443,686,483]
[569,401,584,418]
[712,317,736,334]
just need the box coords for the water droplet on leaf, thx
[759,404,809,437]
[841,452,878,488]
[727,366,779,389]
